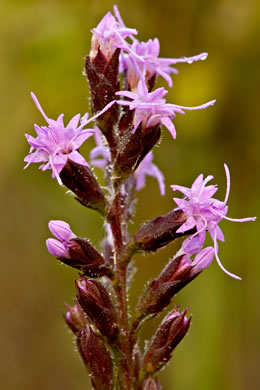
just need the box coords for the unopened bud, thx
[132,209,191,252]
[76,278,119,340]
[77,325,113,390]
[85,50,120,158]
[142,377,162,390]
[60,159,106,215]
[64,301,85,334]
[113,124,161,182]
[143,308,191,374]
[65,238,112,278]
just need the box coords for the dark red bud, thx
[133,209,192,252]
[60,159,106,215]
[77,325,113,390]
[143,308,191,374]
[85,49,120,159]
[76,278,119,340]
[113,124,161,182]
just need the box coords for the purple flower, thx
[116,77,215,139]
[24,93,114,184]
[90,8,137,60]
[134,152,165,195]
[171,164,256,279]
[120,38,208,89]
[46,220,76,257]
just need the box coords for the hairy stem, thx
[108,183,133,389]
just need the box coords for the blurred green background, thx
[1,0,259,389]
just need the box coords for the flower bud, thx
[132,209,191,253]
[48,220,75,242]
[46,238,67,257]
[143,308,191,374]
[64,301,85,334]
[113,124,161,182]
[60,159,106,215]
[142,377,162,390]
[65,238,112,278]
[85,49,120,158]
[76,278,119,340]
[136,247,214,317]
[77,325,113,390]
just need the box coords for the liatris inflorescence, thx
[24,5,256,389]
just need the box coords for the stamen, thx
[213,232,241,280]
[213,209,256,223]
[224,163,230,205]
[31,92,50,123]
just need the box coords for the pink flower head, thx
[24,93,114,184]
[116,75,215,139]
[46,220,76,257]
[120,37,208,89]
[90,7,138,60]
[171,164,256,279]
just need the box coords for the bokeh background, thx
[1,0,259,389]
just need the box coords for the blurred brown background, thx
[1,0,259,389]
